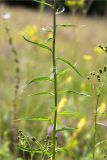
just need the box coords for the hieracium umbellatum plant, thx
[17,0,88,159]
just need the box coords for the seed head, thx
[32,137,36,142]
[99,68,103,74]
[104,66,107,72]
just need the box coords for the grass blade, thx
[15,117,50,121]
[56,127,76,132]
[23,36,52,53]
[58,90,90,97]
[27,76,53,85]
[33,0,53,9]
[58,111,82,117]
[28,91,54,96]
[56,24,85,28]
[56,57,83,77]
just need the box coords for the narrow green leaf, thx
[56,24,77,28]
[17,145,42,154]
[28,91,54,96]
[55,147,67,152]
[33,0,53,9]
[56,57,83,77]
[58,68,69,76]
[27,76,53,85]
[56,24,85,28]
[95,140,107,148]
[23,36,52,53]
[58,111,82,117]
[58,90,90,97]
[56,127,76,132]
[15,117,50,121]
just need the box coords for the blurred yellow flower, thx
[66,1,76,7]
[83,55,92,61]
[58,96,67,112]
[98,101,106,113]
[67,139,78,149]
[80,82,85,90]
[66,0,85,7]
[72,117,86,139]
[66,117,86,150]
[77,117,86,130]
[20,25,38,41]
[94,46,104,54]
[65,76,72,83]
[78,0,85,7]
[48,33,53,39]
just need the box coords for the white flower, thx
[2,13,11,20]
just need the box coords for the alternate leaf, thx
[56,57,83,77]
[95,140,107,148]
[55,147,67,152]
[58,90,90,97]
[58,111,82,117]
[27,76,53,85]
[56,24,77,28]
[56,127,76,132]
[56,24,85,28]
[23,36,52,53]
[33,0,53,9]
[15,117,50,121]
[57,68,69,76]
[28,91,54,96]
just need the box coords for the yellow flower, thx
[58,96,67,112]
[67,139,78,149]
[48,33,53,39]
[65,0,76,7]
[83,55,92,61]
[77,117,86,130]
[94,47,104,54]
[80,82,85,90]
[72,117,86,139]
[20,25,38,40]
[98,101,106,113]
[78,0,85,7]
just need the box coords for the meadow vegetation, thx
[0,2,107,160]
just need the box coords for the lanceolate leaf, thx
[27,76,53,85]
[28,91,54,96]
[58,68,69,76]
[33,0,53,9]
[56,57,83,77]
[58,111,82,117]
[15,117,50,121]
[56,24,77,28]
[56,127,76,132]
[23,36,52,53]
[58,90,90,97]
[55,147,67,152]
[56,24,85,28]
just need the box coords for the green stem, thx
[93,95,99,160]
[52,0,57,160]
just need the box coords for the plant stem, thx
[52,0,57,160]
[93,95,99,160]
